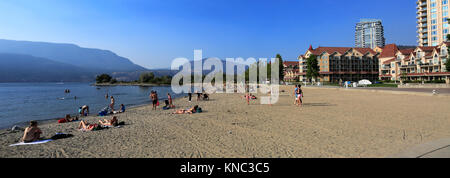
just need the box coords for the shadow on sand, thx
[302,103,336,107]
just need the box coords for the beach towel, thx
[9,139,53,147]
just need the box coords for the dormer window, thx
[442,47,448,56]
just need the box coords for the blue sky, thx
[0,0,417,69]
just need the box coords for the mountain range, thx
[0,39,253,82]
[0,39,160,82]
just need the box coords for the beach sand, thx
[1,86,450,158]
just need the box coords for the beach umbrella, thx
[358,79,372,86]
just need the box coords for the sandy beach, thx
[1,85,450,158]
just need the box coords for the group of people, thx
[150,91,177,110]
[21,115,121,143]
[294,85,304,107]
[78,116,120,131]
[173,105,202,114]
[187,91,209,102]
[243,93,257,105]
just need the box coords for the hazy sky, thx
[0,0,418,69]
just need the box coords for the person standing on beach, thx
[167,93,174,108]
[195,90,202,101]
[245,93,250,105]
[110,96,115,112]
[294,85,299,105]
[150,91,158,110]
[188,92,192,102]
[296,85,303,107]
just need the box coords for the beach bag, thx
[98,111,107,116]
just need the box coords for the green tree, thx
[244,61,272,83]
[306,55,320,83]
[96,74,112,83]
[139,72,155,83]
[276,54,284,81]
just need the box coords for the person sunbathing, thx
[173,105,198,114]
[58,114,79,123]
[99,116,119,127]
[78,120,102,131]
[21,121,42,143]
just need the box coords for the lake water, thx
[0,83,183,129]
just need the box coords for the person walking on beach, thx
[294,85,299,105]
[110,96,115,112]
[21,121,42,143]
[245,93,250,105]
[296,85,303,107]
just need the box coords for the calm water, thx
[0,83,183,129]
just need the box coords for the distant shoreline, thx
[93,83,171,87]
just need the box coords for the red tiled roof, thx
[308,46,376,56]
[353,48,377,55]
[417,46,437,52]
[309,47,352,55]
[398,48,415,55]
[379,44,399,58]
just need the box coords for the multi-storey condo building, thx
[375,44,416,81]
[298,46,380,83]
[355,19,385,48]
[376,42,450,83]
[283,61,300,82]
[417,0,450,47]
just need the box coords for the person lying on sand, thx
[58,114,79,123]
[78,120,103,131]
[173,105,199,114]
[21,121,42,143]
[99,116,119,127]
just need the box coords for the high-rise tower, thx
[417,0,450,46]
[355,19,386,49]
